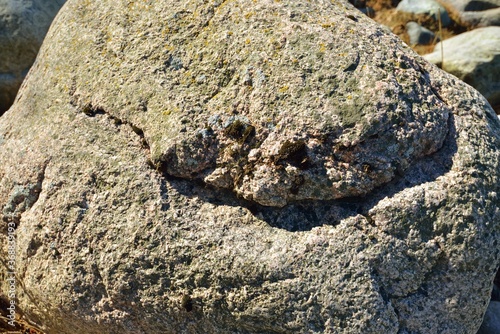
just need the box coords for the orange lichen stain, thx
[244,11,255,19]
[279,85,289,93]
[245,38,251,44]
[164,44,175,52]
[318,43,327,53]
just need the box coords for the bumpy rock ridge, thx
[1,0,500,333]
[63,0,451,207]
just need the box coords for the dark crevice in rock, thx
[78,102,151,153]
[154,113,457,232]
[76,102,457,232]
[416,62,446,106]
[130,124,150,151]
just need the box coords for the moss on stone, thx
[277,140,310,169]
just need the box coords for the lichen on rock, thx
[42,0,453,207]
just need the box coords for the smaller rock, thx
[359,6,376,18]
[438,0,500,27]
[397,0,451,27]
[424,27,500,113]
[0,0,67,114]
[406,21,437,45]
[451,0,500,11]
[478,301,500,334]
[348,0,366,8]
[459,7,500,27]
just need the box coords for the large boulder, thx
[1,0,500,333]
[0,0,67,114]
[424,27,500,113]
[438,0,500,27]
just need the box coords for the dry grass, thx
[0,297,44,334]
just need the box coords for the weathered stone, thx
[1,0,500,333]
[438,0,500,27]
[0,0,67,114]
[406,21,437,45]
[424,27,500,113]
[397,0,451,27]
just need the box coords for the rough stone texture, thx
[1,0,500,333]
[0,0,67,114]
[438,0,500,27]
[424,27,500,113]
[406,21,437,45]
[478,301,500,334]
[397,0,451,27]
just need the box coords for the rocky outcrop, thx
[1,0,500,333]
[424,26,500,113]
[0,0,67,114]
[438,0,500,27]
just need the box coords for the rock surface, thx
[0,0,67,114]
[438,0,500,27]
[1,0,500,333]
[424,26,500,113]
[397,0,451,27]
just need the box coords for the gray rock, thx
[359,6,376,18]
[0,0,67,114]
[438,0,500,26]
[1,0,500,333]
[424,27,500,113]
[396,0,451,26]
[406,21,438,45]
[348,0,366,8]
[445,0,500,11]
[478,301,500,334]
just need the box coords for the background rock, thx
[406,21,438,45]
[438,0,500,27]
[0,0,67,114]
[397,0,451,27]
[440,0,500,11]
[478,302,500,334]
[424,26,500,113]
[1,0,500,333]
